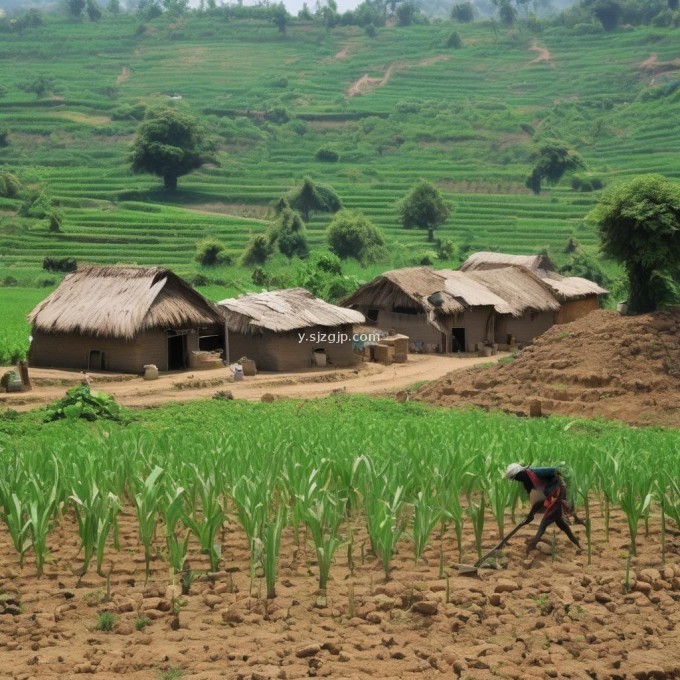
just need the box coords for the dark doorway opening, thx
[88,350,105,370]
[451,327,466,353]
[168,334,186,370]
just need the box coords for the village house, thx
[28,266,226,373]
[218,288,365,372]
[459,251,608,324]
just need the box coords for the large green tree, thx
[327,209,387,264]
[397,180,451,242]
[130,105,210,192]
[525,140,585,194]
[589,174,680,313]
[287,177,342,222]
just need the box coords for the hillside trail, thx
[346,55,449,97]
[0,353,508,411]
[116,66,130,84]
[529,39,554,66]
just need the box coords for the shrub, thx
[45,385,122,423]
[43,257,77,272]
[265,107,289,124]
[365,23,377,37]
[195,238,226,266]
[0,129,8,147]
[48,209,63,233]
[3,276,18,286]
[445,31,462,48]
[19,190,53,219]
[315,147,339,162]
[327,209,387,264]
[0,171,21,198]
[241,233,273,266]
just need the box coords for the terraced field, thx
[1,15,679,282]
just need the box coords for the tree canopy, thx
[130,105,211,192]
[327,209,387,264]
[287,177,342,222]
[269,206,309,259]
[525,140,585,194]
[589,174,680,313]
[397,180,451,242]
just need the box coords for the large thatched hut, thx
[218,288,365,371]
[459,251,608,324]
[28,266,226,372]
[342,266,563,352]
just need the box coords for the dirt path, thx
[346,55,449,98]
[0,354,508,412]
[529,39,554,66]
[116,66,130,85]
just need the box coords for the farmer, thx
[504,463,582,552]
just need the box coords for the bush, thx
[445,31,462,48]
[315,147,339,162]
[3,276,18,286]
[48,209,63,233]
[241,233,273,266]
[327,210,387,264]
[45,385,122,423]
[43,257,77,272]
[0,129,8,147]
[0,171,21,198]
[265,107,289,124]
[195,238,226,266]
[19,190,53,219]
[365,23,377,37]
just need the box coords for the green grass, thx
[1,15,679,286]
[0,289,47,364]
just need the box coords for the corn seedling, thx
[618,470,653,556]
[260,507,286,599]
[95,611,116,632]
[467,494,486,562]
[303,493,345,591]
[365,483,407,581]
[134,466,165,583]
[164,487,192,578]
[411,489,441,564]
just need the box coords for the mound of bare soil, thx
[415,308,680,427]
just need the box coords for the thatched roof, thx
[218,288,364,334]
[539,270,608,301]
[29,266,224,340]
[342,266,559,329]
[466,266,561,316]
[459,251,608,300]
[460,251,556,273]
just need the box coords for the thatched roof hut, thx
[219,288,364,334]
[218,288,364,372]
[28,266,225,372]
[30,266,223,339]
[459,251,607,301]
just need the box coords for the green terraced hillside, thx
[1,13,679,285]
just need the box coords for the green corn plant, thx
[28,482,58,577]
[618,469,653,557]
[3,494,32,569]
[467,494,486,561]
[365,484,407,581]
[486,476,513,540]
[303,493,345,591]
[260,507,286,599]
[411,488,441,564]
[133,466,165,583]
[70,483,120,577]
[572,468,596,565]
[183,471,224,572]
[232,475,271,576]
[164,487,192,578]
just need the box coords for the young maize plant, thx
[467,493,487,562]
[411,487,441,564]
[70,483,121,577]
[133,466,165,583]
[3,493,32,569]
[486,474,514,540]
[302,491,345,591]
[183,470,224,572]
[260,507,286,599]
[164,487,192,579]
[571,467,596,565]
[28,482,58,577]
[365,481,407,581]
[231,475,271,577]
[618,467,653,557]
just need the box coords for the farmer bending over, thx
[504,464,582,552]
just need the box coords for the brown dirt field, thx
[2,500,680,679]
[415,308,680,428]
[529,40,555,66]
[116,67,131,85]
[346,56,449,98]
[0,354,505,412]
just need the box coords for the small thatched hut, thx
[28,266,226,373]
[342,265,571,351]
[459,251,608,324]
[218,288,365,371]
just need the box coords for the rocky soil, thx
[415,308,680,427]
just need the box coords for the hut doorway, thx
[88,350,105,371]
[168,334,186,370]
[451,327,466,353]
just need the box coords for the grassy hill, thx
[0,14,679,291]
